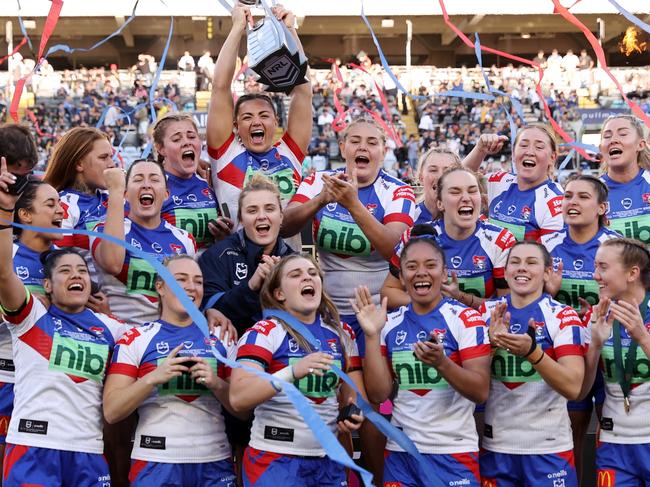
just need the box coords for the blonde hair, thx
[600,115,650,173]
[260,254,349,368]
[151,113,199,164]
[340,117,387,145]
[417,147,461,181]
[513,123,559,155]
[237,173,282,222]
[154,254,201,315]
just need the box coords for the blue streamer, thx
[608,0,650,34]
[0,219,375,486]
[44,0,140,58]
[473,33,520,150]
[262,309,446,487]
[16,0,33,51]
[149,17,174,123]
[559,141,599,153]
[558,149,575,171]
[359,0,502,106]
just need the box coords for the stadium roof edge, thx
[5,0,650,17]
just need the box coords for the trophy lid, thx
[238,0,259,5]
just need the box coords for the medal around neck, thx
[244,1,308,93]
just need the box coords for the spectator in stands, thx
[578,49,594,70]
[317,106,334,131]
[406,134,419,169]
[178,51,195,72]
[418,107,435,134]
[197,50,214,91]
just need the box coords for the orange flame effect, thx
[619,26,647,56]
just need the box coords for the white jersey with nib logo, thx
[237,316,361,456]
[4,294,124,453]
[91,218,197,326]
[481,294,585,454]
[381,300,490,453]
[598,300,650,444]
[291,169,415,314]
[109,321,236,462]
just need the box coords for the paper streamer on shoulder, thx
[262,308,446,487]
[0,218,376,487]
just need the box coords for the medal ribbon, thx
[612,293,649,411]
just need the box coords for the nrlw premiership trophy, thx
[235,0,309,93]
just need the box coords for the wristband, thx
[522,327,538,358]
[530,351,545,366]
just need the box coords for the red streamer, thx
[551,0,650,128]
[327,59,350,132]
[10,0,64,122]
[25,109,48,138]
[0,37,27,67]
[347,62,402,147]
[437,0,595,161]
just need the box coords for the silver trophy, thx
[241,0,308,93]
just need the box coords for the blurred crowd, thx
[2,48,649,177]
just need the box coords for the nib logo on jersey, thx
[126,258,159,299]
[555,278,599,309]
[457,275,485,299]
[317,216,372,257]
[608,214,650,244]
[392,350,448,395]
[170,207,218,246]
[49,333,109,383]
[245,166,296,198]
[600,344,650,384]
[491,347,541,389]
[289,357,341,402]
[157,356,219,399]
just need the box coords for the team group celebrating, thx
[0,3,648,487]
